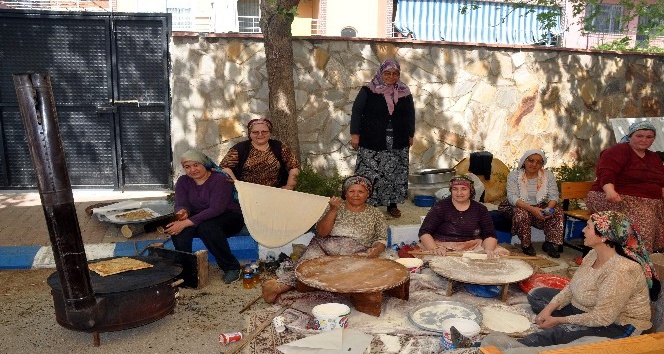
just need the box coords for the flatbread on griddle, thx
[88,257,153,277]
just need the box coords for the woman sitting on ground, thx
[499,149,564,258]
[165,149,245,284]
[484,211,660,349]
[262,175,388,303]
[220,118,300,189]
[419,175,509,258]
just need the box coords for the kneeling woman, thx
[262,175,387,303]
[166,150,245,284]
[419,175,509,258]
[489,211,660,348]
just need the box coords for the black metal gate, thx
[0,9,171,189]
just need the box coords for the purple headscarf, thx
[366,58,411,115]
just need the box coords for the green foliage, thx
[266,0,298,20]
[295,164,346,197]
[595,37,664,53]
[461,0,664,50]
[551,162,595,186]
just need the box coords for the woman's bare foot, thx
[262,279,293,304]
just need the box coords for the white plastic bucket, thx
[311,303,350,331]
[395,257,424,273]
[440,318,481,349]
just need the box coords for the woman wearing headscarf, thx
[350,58,415,218]
[166,149,245,284]
[419,175,510,258]
[499,149,564,257]
[220,118,300,189]
[484,211,659,349]
[587,121,664,253]
[261,175,388,303]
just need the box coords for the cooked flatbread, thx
[115,208,157,221]
[234,181,330,247]
[89,257,153,277]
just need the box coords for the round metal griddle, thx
[408,300,482,333]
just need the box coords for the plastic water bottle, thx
[242,265,254,289]
[250,260,261,285]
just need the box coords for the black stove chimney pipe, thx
[13,73,97,329]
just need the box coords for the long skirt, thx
[355,135,409,207]
[586,191,664,253]
[276,236,369,287]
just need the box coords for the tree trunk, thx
[260,0,301,162]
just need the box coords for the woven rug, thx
[245,269,536,354]
[502,244,561,269]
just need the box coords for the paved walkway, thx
[0,189,432,269]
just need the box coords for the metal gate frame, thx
[0,9,172,189]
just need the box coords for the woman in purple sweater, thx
[419,175,509,258]
[165,149,245,284]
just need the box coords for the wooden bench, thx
[560,181,594,253]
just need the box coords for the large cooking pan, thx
[409,168,455,184]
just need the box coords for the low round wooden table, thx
[294,255,410,316]
[429,256,534,301]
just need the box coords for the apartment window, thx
[167,0,192,31]
[238,0,261,33]
[586,4,623,34]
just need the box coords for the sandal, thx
[387,206,402,218]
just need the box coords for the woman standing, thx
[166,150,245,284]
[499,149,564,257]
[587,121,664,253]
[350,58,415,218]
[221,118,300,189]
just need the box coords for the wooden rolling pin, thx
[408,250,540,260]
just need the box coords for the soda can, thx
[218,331,243,346]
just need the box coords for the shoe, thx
[542,242,560,258]
[521,245,536,256]
[223,269,241,284]
[387,206,402,218]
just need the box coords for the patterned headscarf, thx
[341,175,373,199]
[365,58,411,115]
[590,211,657,288]
[180,149,224,174]
[449,175,476,199]
[619,121,656,143]
[247,118,273,133]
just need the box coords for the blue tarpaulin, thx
[394,0,560,45]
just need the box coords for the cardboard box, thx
[651,253,664,278]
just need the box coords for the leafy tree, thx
[259,0,302,161]
[462,0,664,51]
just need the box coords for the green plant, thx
[551,162,595,186]
[295,164,346,197]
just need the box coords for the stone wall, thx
[170,34,664,177]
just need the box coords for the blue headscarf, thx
[620,121,656,143]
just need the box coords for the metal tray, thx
[408,300,482,333]
[94,200,174,225]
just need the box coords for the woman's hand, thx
[530,206,547,220]
[165,219,194,236]
[350,134,360,150]
[605,190,622,203]
[328,196,342,210]
[175,209,188,221]
[419,234,446,255]
[535,313,564,329]
[364,243,386,258]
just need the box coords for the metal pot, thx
[408,168,455,184]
